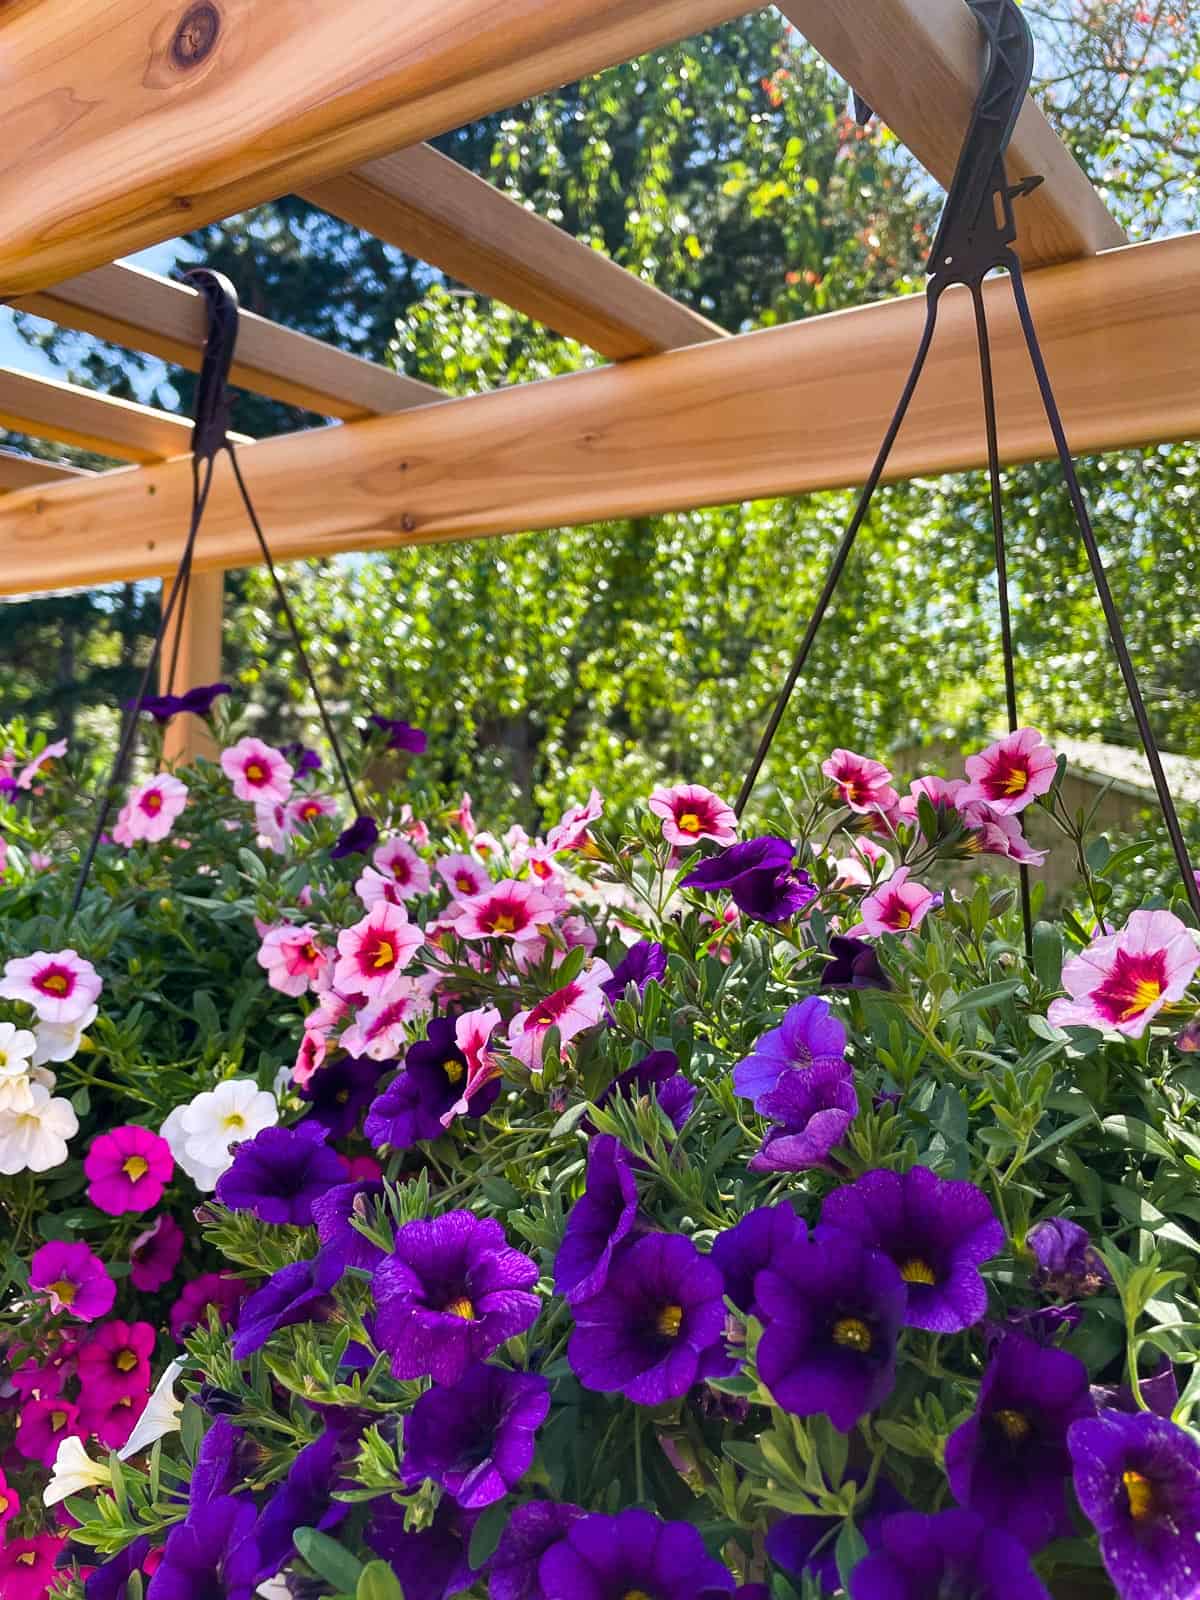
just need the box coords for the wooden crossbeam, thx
[0,0,751,300]
[777,0,1125,268]
[0,233,1191,598]
[14,265,441,420]
[0,448,93,491]
[304,147,724,360]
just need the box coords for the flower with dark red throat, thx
[507,960,612,1069]
[554,1135,638,1304]
[849,867,936,938]
[822,748,899,814]
[959,727,1057,816]
[455,878,556,942]
[0,948,102,1026]
[546,787,604,853]
[1048,909,1200,1038]
[219,735,293,805]
[403,1363,550,1508]
[648,783,738,848]
[333,901,424,1000]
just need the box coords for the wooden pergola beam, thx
[0,449,93,491]
[14,265,441,420]
[304,147,724,360]
[0,0,751,300]
[777,0,1125,268]
[0,232,1193,598]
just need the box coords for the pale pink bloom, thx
[546,789,604,853]
[257,924,329,997]
[555,916,598,963]
[17,739,67,790]
[333,903,424,999]
[437,853,492,902]
[0,950,103,1025]
[648,783,738,849]
[441,1006,505,1127]
[355,866,406,910]
[512,912,596,974]
[850,867,936,938]
[114,774,188,845]
[220,737,294,805]
[456,878,557,943]
[307,989,353,1033]
[471,831,504,866]
[896,776,967,822]
[504,824,533,854]
[522,846,563,889]
[342,981,433,1061]
[821,749,898,815]
[287,793,339,829]
[832,837,895,889]
[372,837,431,899]
[292,1028,327,1087]
[959,728,1057,816]
[961,802,1048,867]
[30,851,52,873]
[254,800,295,854]
[507,962,613,1070]
[1048,909,1200,1038]
[449,791,476,839]
[397,805,430,848]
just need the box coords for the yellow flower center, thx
[832,1317,872,1352]
[302,943,319,963]
[891,907,912,930]
[301,803,321,820]
[443,1058,464,1084]
[1123,1469,1156,1521]
[0,1052,6,1068]
[0,1493,9,1514]
[144,790,163,813]
[444,1296,476,1321]
[373,939,396,969]
[245,761,267,783]
[51,1409,68,1430]
[1002,766,1028,795]
[17,1551,37,1566]
[900,1258,937,1286]
[223,1112,246,1132]
[490,912,517,934]
[116,1349,139,1373]
[122,1155,150,1182]
[678,811,702,834]
[42,973,69,995]
[993,1408,1031,1442]
[1121,977,1163,1020]
[456,874,475,893]
[48,1278,77,1306]
[623,1592,653,1600]
[656,1304,684,1338]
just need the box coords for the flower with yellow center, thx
[993,1408,1031,1443]
[1122,1469,1156,1521]
[656,1304,684,1338]
[444,1296,476,1321]
[900,1258,937,1286]
[832,1317,872,1353]
[677,811,702,834]
[122,1154,150,1183]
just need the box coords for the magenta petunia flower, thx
[129,1213,185,1292]
[15,1394,81,1466]
[648,783,738,848]
[112,772,189,846]
[170,1271,250,1342]
[456,878,557,942]
[0,1467,20,1533]
[16,738,67,790]
[84,1124,174,1215]
[257,922,329,997]
[0,1534,68,1600]
[507,961,613,1070]
[546,787,604,853]
[333,901,424,999]
[1047,909,1200,1038]
[77,1318,155,1399]
[0,947,102,1025]
[372,836,432,898]
[822,749,899,814]
[29,1240,115,1321]
[437,851,492,901]
[850,867,937,938]
[81,1384,147,1451]
[959,727,1057,816]
[219,735,294,804]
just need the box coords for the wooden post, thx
[160,568,224,767]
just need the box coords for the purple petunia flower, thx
[768,1478,909,1592]
[298,1054,386,1138]
[367,1497,481,1600]
[820,1165,1004,1333]
[256,1431,350,1577]
[601,941,667,1003]
[491,1501,584,1600]
[331,813,380,860]
[1090,1356,1179,1420]
[944,1330,1094,1551]
[591,1051,695,1134]
[84,1536,151,1600]
[365,1017,500,1152]
[821,934,891,991]
[312,1178,388,1271]
[132,682,232,724]
[366,714,428,753]
[733,997,848,1108]
[403,1363,550,1508]
[540,1508,734,1600]
[567,1231,726,1405]
[231,1249,344,1359]
[756,1231,905,1432]
[1026,1216,1112,1300]
[372,1211,540,1386]
[710,1205,805,1323]
[749,1062,858,1173]
[280,741,322,773]
[146,1493,259,1600]
[1068,1409,1200,1600]
[682,835,816,925]
[554,1135,639,1303]
[215,1121,346,1226]
[849,1509,1052,1599]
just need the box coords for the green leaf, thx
[294,1527,365,1591]
[554,942,588,988]
[357,1561,405,1600]
[468,1500,510,1568]
[1101,1116,1176,1162]
[836,1519,868,1590]
[943,978,1024,1015]
[1031,921,1062,990]
[237,847,268,883]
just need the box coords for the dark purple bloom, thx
[372,1211,540,1386]
[710,1205,805,1322]
[231,1249,344,1359]
[682,834,815,924]
[281,742,322,773]
[130,1213,186,1292]
[85,1536,151,1600]
[821,934,891,992]
[567,1231,726,1404]
[133,682,232,723]
[365,1017,500,1151]
[849,1509,1051,1600]
[1069,1409,1200,1600]
[298,1053,385,1138]
[146,1494,259,1600]
[756,1231,905,1432]
[367,715,428,754]
[312,1178,388,1271]
[820,1165,1004,1333]
[215,1121,346,1226]
[733,997,848,1108]
[1026,1216,1112,1299]
[366,1498,481,1600]
[601,941,667,1003]
[255,1431,349,1578]
[490,1501,584,1600]
[768,1478,909,1592]
[591,1051,695,1134]
[331,813,379,859]
[553,1135,638,1303]
[1091,1357,1179,1420]
[749,1062,858,1173]
[189,1418,245,1508]
[403,1363,550,1508]
[944,1330,1094,1551]
[540,1508,734,1600]
[1003,1302,1082,1343]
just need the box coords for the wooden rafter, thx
[304,147,724,360]
[0,232,1192,597]
[14,265,441,420]
[0,448,93,492]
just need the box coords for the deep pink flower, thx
[896,775,967,821]
[220,736,294,804]
[822,749,899,814]
[77,1319,155,1398]
[449,791,476,838]
[340,1153,383,1181]
[29,1240,115,1321]
[456,879,556,942]
[368,836,431,899]
[0,1532,66,1599]
[546,788,604,853]
[340,981,432,1060]
[170,1272,250,1341]
[850,867,937,938]
[286,792,339,829]
[0,947,102,1025]
[111,773,188,845]
[293,1026,328,1086]
[84,1125,173,1215]
[441,1007,505,1127]
[257,923,329,997]
[0,1467,20,1532]
[962,803,1048,867]
[960,728,1057,816]
[129,1213,185,1291]
[82,1384,148,1450]
[648,783,737,848]
[437,852,492,901]
[333,903,424,999]
[16,738,67,790]
[1048,909,1200,1038]
[15,1395,80,1466]
[507,962,613,1070]
[9,1334,77,1399]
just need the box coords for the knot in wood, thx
[172,3,220,67]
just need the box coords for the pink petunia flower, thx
[0,1466,20,1532]
[397,804,430,848]
[354,866,406,910]
[961,802,1048,867]
[821,749,899,815]
[546,788,604,853]
[29,849,52,872]
[333,902,425,999]
[84,1126,174,1215]
[455,878,557,942]
[440,1006,505,1128]
[0,948,102,1025]
[340,980,433,1061]
[257,924,329,997]
[896,775,967,822]
[340,1153,384,1182]
[959,727,1058,816]
[29,1241,116,1322]
[17,738,68,791]
[448,790,476,838]
[169,1272,250,1342]
[129,1214,185,1292]
[1048,909,1200,1038]
[437,852,492,901]
[15,1396,80,1466]
[77,1319,155,1398]
[850,866,937,938]
[648,784,737,849]
[220,737,294,805]
[112,774,188,845]
[832,837,895,889]
[83,1385,148,1451]
[287,792,339,829]
[0,1532,66,1599]
[506,962,613,1070]
[372,837,432,899]
[254,799,296,853]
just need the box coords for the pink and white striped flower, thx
[441,1006,505,1127]
[959,728,1057,816]
[220,737,294,805]
[0,950,103,1026]
[286,793,339,830]
[333,902,424,999]
[850,867,936,938]
[373,837,431,899]
[257,924,329,997]
[821,749,899,815]
[1048,909,1200,1038]
[17,739,68,791]
[648,784,737,849]
[341,981,433,1061]
[437,853,492,902]
[546,789,604,853]
[112,774,188,846]
[506,961,613,1069]
[456,879,557,943]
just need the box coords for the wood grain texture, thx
[0,449,92,491]
[0,367,198,462]
[16,265,441,419]
[0,232,1194,597]
[160,569,223,765]
[777,0,1125,267]
[304,147,724,359]
[0,0,751,298]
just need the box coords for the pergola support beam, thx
[160,569,224,766]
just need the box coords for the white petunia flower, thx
[160,1080,278,1190]
[0,1082,79,1174]
[0,1021,37,1113]
[43,1435,112,1505]
[32,1003,97,1066]
[119,1360,185,1460]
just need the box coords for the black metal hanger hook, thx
[183,267,240,463]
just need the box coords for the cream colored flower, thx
[118,1360,185,1460]
[160,1079,277,1191]
[0,1082,78,1174]
[43,1435,111,1505]
[33,1003,97,1066]
[0,1020,37,1112]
